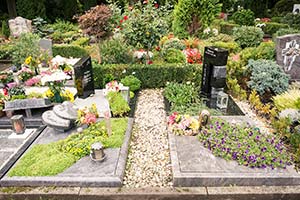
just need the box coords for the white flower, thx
[256,23,266,28]
[132,71,136,75]
[41,71,68,85]
[203,27,211,34]
[133,50,153,59]
[255,18,261,21]
[212,28,218,35]
[122,69,127,74]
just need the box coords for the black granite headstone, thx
[74,56,95,99]
[201,46,228,97]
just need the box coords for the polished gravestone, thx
[1,119,134,187]
[0,127,43,179]
[169,116,300,187]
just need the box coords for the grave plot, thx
[0,127,45,179]
[0,118,134,187]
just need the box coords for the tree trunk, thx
[6,0,17,19]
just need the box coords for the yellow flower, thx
[25,56,32,65]
[44,89,54,98]
[190,118,200,131]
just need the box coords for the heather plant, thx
[198,118,293,169]
[247,59,289,95]
[77,5,112,40]
[273,89,300,112]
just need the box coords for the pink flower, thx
[84,113,97,125]
[147,60,153,65]
[154,3,159,8]
[25,76,41,86]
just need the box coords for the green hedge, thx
[92,63,203,89]
[263,22,289,35]
[220,21,240,35]
[53,44,88,58]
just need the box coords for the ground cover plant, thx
[198,118,293,169]
[8,118,128,176]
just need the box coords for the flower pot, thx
[6,110,14,118]
[54,92,63,103]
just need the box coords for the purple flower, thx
[248,131,253,136]
[255,135,260,140]
[245,149,249,154]
[261,147,267,152]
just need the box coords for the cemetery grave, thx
[1,1,300,197]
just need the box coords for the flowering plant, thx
[77,104,99,126]
[198,118,293,169]
[104,80,123,95]
[168,112,200,136]
[183,48,202,64]
[24,76,41,86]
[16,66,34,82]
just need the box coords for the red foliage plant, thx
[77,5,112,40]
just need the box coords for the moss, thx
[8,118,128,177]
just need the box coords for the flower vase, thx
[54,92,63,103]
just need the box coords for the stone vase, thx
[54,92,63,103]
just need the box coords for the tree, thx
[6,0,17,19]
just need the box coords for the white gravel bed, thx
[123,89,172,188]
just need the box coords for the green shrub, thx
[247,59,289,95]
[11,33,41,65]
[1,20,10,38]
[162,38,186,55]
[240,41,276,62]
[220,21,240,35]
[52,44,88,58]
[273,0,299,16]
[231,9,255,26]
[213,41,240,54]
[106,91,130,117]
[281,13,300,29]
[120,75,141,92]
[172,0,221,38]
[164,82,198,106]
[16,0,46,19]
[0,43,13,60]
[273,89,300,111]
[99,38,132,64]
[165,48,186,63]
[273,28,300,39]
[263,22,289,35]
[92,63,202,89]
[233,26,264,48]
[47,20,81,44]
[71,37,90,46]
[207,33,234,43]
[271,17,283,23]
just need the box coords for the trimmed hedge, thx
[53,44,88,58]
[93,63,202,89]
[263,22,289,35]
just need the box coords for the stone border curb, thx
[0,118,134,187]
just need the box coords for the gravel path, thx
[123,89,172,188]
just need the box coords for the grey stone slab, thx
[74,89,111,118]
[4,98,52,111]
[1,118,134,187]
[42,110,71,130]
[169,116,300,187]
[53,102,77,121]
[0,152,13,166]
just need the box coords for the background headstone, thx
[39,39,53,56]
[74,56,95,99]
[276,34,300,80]
[8,17,32,38]
[293,4,300,14]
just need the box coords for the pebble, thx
[123,89,172,188]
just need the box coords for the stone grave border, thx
[169,115,300,187]
[0,126,46,179]
[0,118,134,187]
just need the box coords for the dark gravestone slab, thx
[74,56,95,99]
[201,46,228,97]
[276,34,300,80]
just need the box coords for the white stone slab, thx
[8,129,35,139]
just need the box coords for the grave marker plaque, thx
[39,39,53,56]
[293,4,300,14]
[276,34,300,80]
[74,56,95,99]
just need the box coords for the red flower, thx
[147,60,153,65]
[123,15,128,20]
[120,19,124,23]
[155,46,161,51]
[219,12,225,19]
[3,88,8,96]
[116,25,121,29]
[154,3,159,8]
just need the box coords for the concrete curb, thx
[1,186,300,200]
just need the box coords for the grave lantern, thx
[90,142,106,161]
[216,91,229,110]
[120,86,130,103]
[11,115,26,134]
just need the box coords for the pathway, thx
[123,89,172,187]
